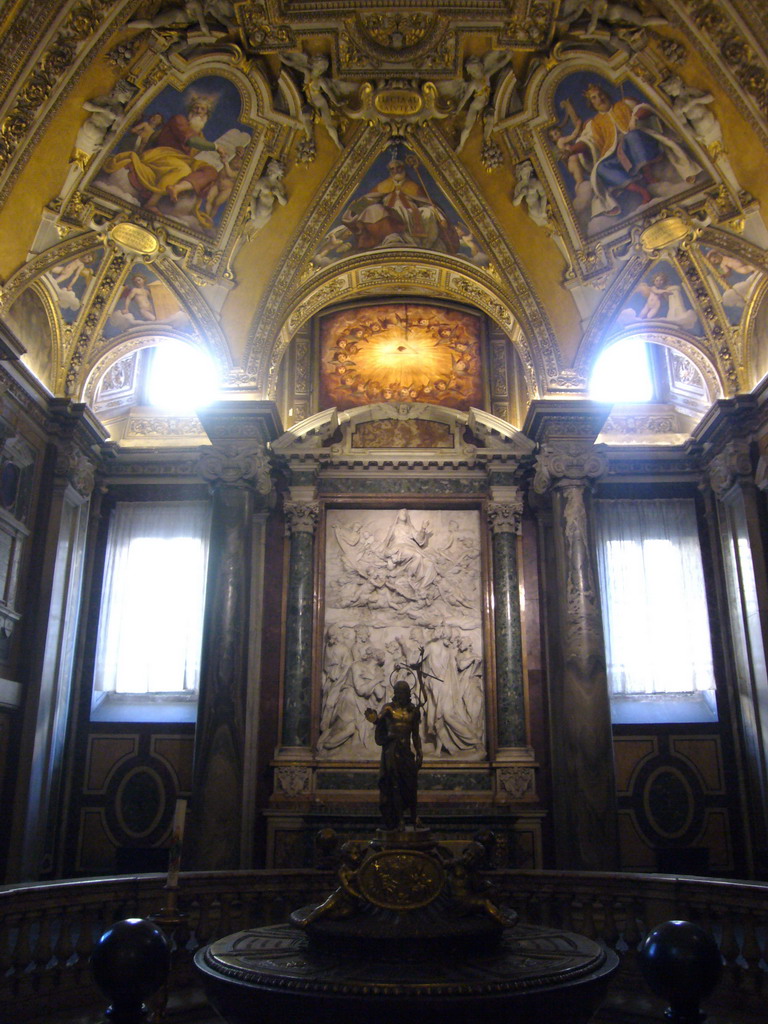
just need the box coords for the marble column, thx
[533,439,618,870]
[705,434,768,871]
[487,491,526,750]
[190,401,281,870]
[280,499,319,753]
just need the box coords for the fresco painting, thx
[43,248,104,324]
[314,143,490,266]
[700,247,765,326]
[615,261,703,336]
[319,303,484,411]
[548,72,708,237]
[92,76,251,236]
[104,265,191,338]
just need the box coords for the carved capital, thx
[198,443,272,494]
[532,442,607,495]
[55,443,96,497]
[284,499,320,535]
[706,439,753,499]
[487,498,524,535]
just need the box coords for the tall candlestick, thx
[166,798,187,890]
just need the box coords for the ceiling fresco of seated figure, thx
[547,71,708,240]
[91,76,252,238]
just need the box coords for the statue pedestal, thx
[194,922,618,1024]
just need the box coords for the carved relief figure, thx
[549,73,705,236]
[558,0,664,36]
[320,508,485,762]
[660,75,721,151]
[93,76,251,236]
[453,51,513,154]
[243,158,287,240]
[281,51,343,149]
[512,160,549,227]
[59,80,137,200]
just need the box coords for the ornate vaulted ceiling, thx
[1,1,768,443]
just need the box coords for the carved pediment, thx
[272,402,534,472]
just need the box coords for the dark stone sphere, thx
[639,920,722,1013]
[91,917,170,1010]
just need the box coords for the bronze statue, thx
[365,679,422,830]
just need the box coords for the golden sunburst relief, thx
[319,303,483,411]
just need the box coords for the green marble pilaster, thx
[281,500,319,750]
[488,500,526,748]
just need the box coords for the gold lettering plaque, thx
[374,89,423,116]
[109,222,160,256]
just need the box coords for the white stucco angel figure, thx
[660,75,722,151]
[58,78,136,201]
[281,51,343,149]
[73,79,136,167]
[454,50,513,154]
[129,0,237,36]
[243,159,287,240]
[558,0,664,35]
[512,160,549,227]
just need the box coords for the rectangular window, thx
[92,500,210,715]
[594,498,717,724]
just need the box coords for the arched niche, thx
[256,255,544,409]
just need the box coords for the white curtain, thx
[594,498,715,695]
[94,501,211,694]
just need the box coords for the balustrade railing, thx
[1,870,766,1022]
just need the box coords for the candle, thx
[166,798,187,889]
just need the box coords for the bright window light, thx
[94,501,210,696]
[590,338,654,402]
[146,341,219,411]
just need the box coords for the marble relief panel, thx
[318,508,486,763]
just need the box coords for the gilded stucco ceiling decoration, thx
[240,121,557,394]
[574,225,768,395]
[2,1,768,425]
[1,226,231,400]
[338,13,455,75]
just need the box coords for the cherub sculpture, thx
[455,50,513,154]
[243,159,287,240]
[281,51,343,149]
[512,160,549,228]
